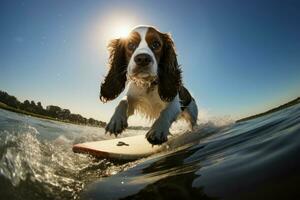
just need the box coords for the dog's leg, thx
[146,95,181,145]
[105,97,132,136]
[183,98,198,129]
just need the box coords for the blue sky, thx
[0,0,299,123]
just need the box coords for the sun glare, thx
[115,25,131,38]
[92,14,138,50]
[106,16,136,39]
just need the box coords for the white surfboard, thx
[72,135,162,160]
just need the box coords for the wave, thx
[0,122,139,199]
[3,105,296,199]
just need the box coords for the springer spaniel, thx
[100,25,198,145]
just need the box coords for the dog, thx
[100,25,198,145]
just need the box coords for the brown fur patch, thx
[100,26,183,103]
[125,31,141,62]
[100,39,127,102]
[145,27,164,63]
[157,33,182,102]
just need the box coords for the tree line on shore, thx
[0,90,106,127]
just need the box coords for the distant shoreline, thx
[0,102,101,127]
[0,103,150,130]
[236,97,300,123]
[0,90,106,128]
[1,89,299,126]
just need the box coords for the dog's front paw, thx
[146,123,169,145]
[105,115,128,137]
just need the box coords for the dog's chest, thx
[127,83,167,119]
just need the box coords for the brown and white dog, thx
[100,25,198,145]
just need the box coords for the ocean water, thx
[0,103,300,199]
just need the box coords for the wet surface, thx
[1,104,300,199]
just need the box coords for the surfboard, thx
[72,135,162,160]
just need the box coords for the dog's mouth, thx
[129,67,156,79]
[127,72,157,87]
[134,72,153,78]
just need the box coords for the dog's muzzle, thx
[134,53,153,67]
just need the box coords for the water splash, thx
[0,124,137,199]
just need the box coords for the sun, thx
[91,14,138,47]
[106,16,135,39]
[115,24,131,38]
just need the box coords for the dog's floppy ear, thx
[158,33,182,102]
[100,38,127,102]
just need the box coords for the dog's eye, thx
[127,42,136,51]
[151,41,161,50]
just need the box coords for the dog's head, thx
[100,25,182,102]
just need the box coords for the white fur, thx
[126,82,182,144]
[127,82,166,119]
[179,99,198,130]
[105,25,198,144]
[127,26,158,79]
[145,94,181,143]
[105,99,128,135]
[105,80,184,142]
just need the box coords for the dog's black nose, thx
[134,53,152,66]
